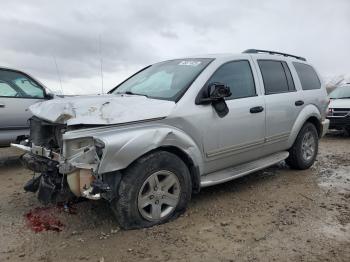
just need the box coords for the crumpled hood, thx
[29,94,176,125]
[329,98,350,109]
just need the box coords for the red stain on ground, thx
[25,207,64,233]
[25,201,79,233]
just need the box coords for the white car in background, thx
[327,84,350,135]
[0,67,54,146]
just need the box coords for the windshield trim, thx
[108,58,215,102]
[108,65,151,95]
[174,58,215,102]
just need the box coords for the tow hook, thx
[82,179,111,200]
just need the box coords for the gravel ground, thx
[0,133,349,262]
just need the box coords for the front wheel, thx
[111,151,192,229]
[286,122,319,170]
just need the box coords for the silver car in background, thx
[0,67,53,146]
[13,49,329,229]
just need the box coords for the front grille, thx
[329,117,350,127]
[30,117,66,150]
[330,108,350,117]
[333,108,350,111]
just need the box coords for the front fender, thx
[85,125,203,174]
[287,104,321,148]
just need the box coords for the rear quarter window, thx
[293,62,321,90]
[258,60,294,94]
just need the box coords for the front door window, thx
[0,70,45,98]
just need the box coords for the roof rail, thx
[243,49,306,61]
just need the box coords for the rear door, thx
[253,59,303,152]
[0,69,47,144]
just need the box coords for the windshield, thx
[110,58,213,101]
[329,85,350,99]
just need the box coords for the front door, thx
[201,59,266,173]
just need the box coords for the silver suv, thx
[13,49,329,229]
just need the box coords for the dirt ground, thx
[0,133,349,262]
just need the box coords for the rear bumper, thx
[321,119,330,137]
[327,116,350,130]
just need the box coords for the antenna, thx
[53,56,63,95]
[99,35,104,94]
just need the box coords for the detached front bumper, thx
[19,152,72,204]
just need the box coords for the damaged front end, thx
[12,117,113,204]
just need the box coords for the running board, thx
[200,151,289,187]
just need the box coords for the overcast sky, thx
[0,0,349,94]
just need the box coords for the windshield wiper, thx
[116,91,148,98]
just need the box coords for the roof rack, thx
[243,49,306,61]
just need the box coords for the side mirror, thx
[196,82,231,118]
[45,92,55,100]
[207,82,231,101]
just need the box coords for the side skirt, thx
[200,151,289,187]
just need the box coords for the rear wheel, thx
[111,151,192,229]
[286,122,319,170]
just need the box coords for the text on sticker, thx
[178,61,202,66]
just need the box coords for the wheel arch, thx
[287,104,322,148]
[115,146,201,194]
[305,116,322,138]
[96,125,204,191]
[158,146,201,193]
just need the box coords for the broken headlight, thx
[60,137,105,174]
[63,137,95,159]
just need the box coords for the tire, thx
[111,151,192,229]
[286,122,319,170]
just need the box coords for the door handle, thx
[250,106,264,114]
[295,100,304,106]
[0,104,5,108]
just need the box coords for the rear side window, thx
[293,62,321,90]
[258,60,295,94]
[207,60,256,99]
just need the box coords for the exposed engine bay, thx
[30,116,66,150]
[11,94,176,206]
[16,117,115,204]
